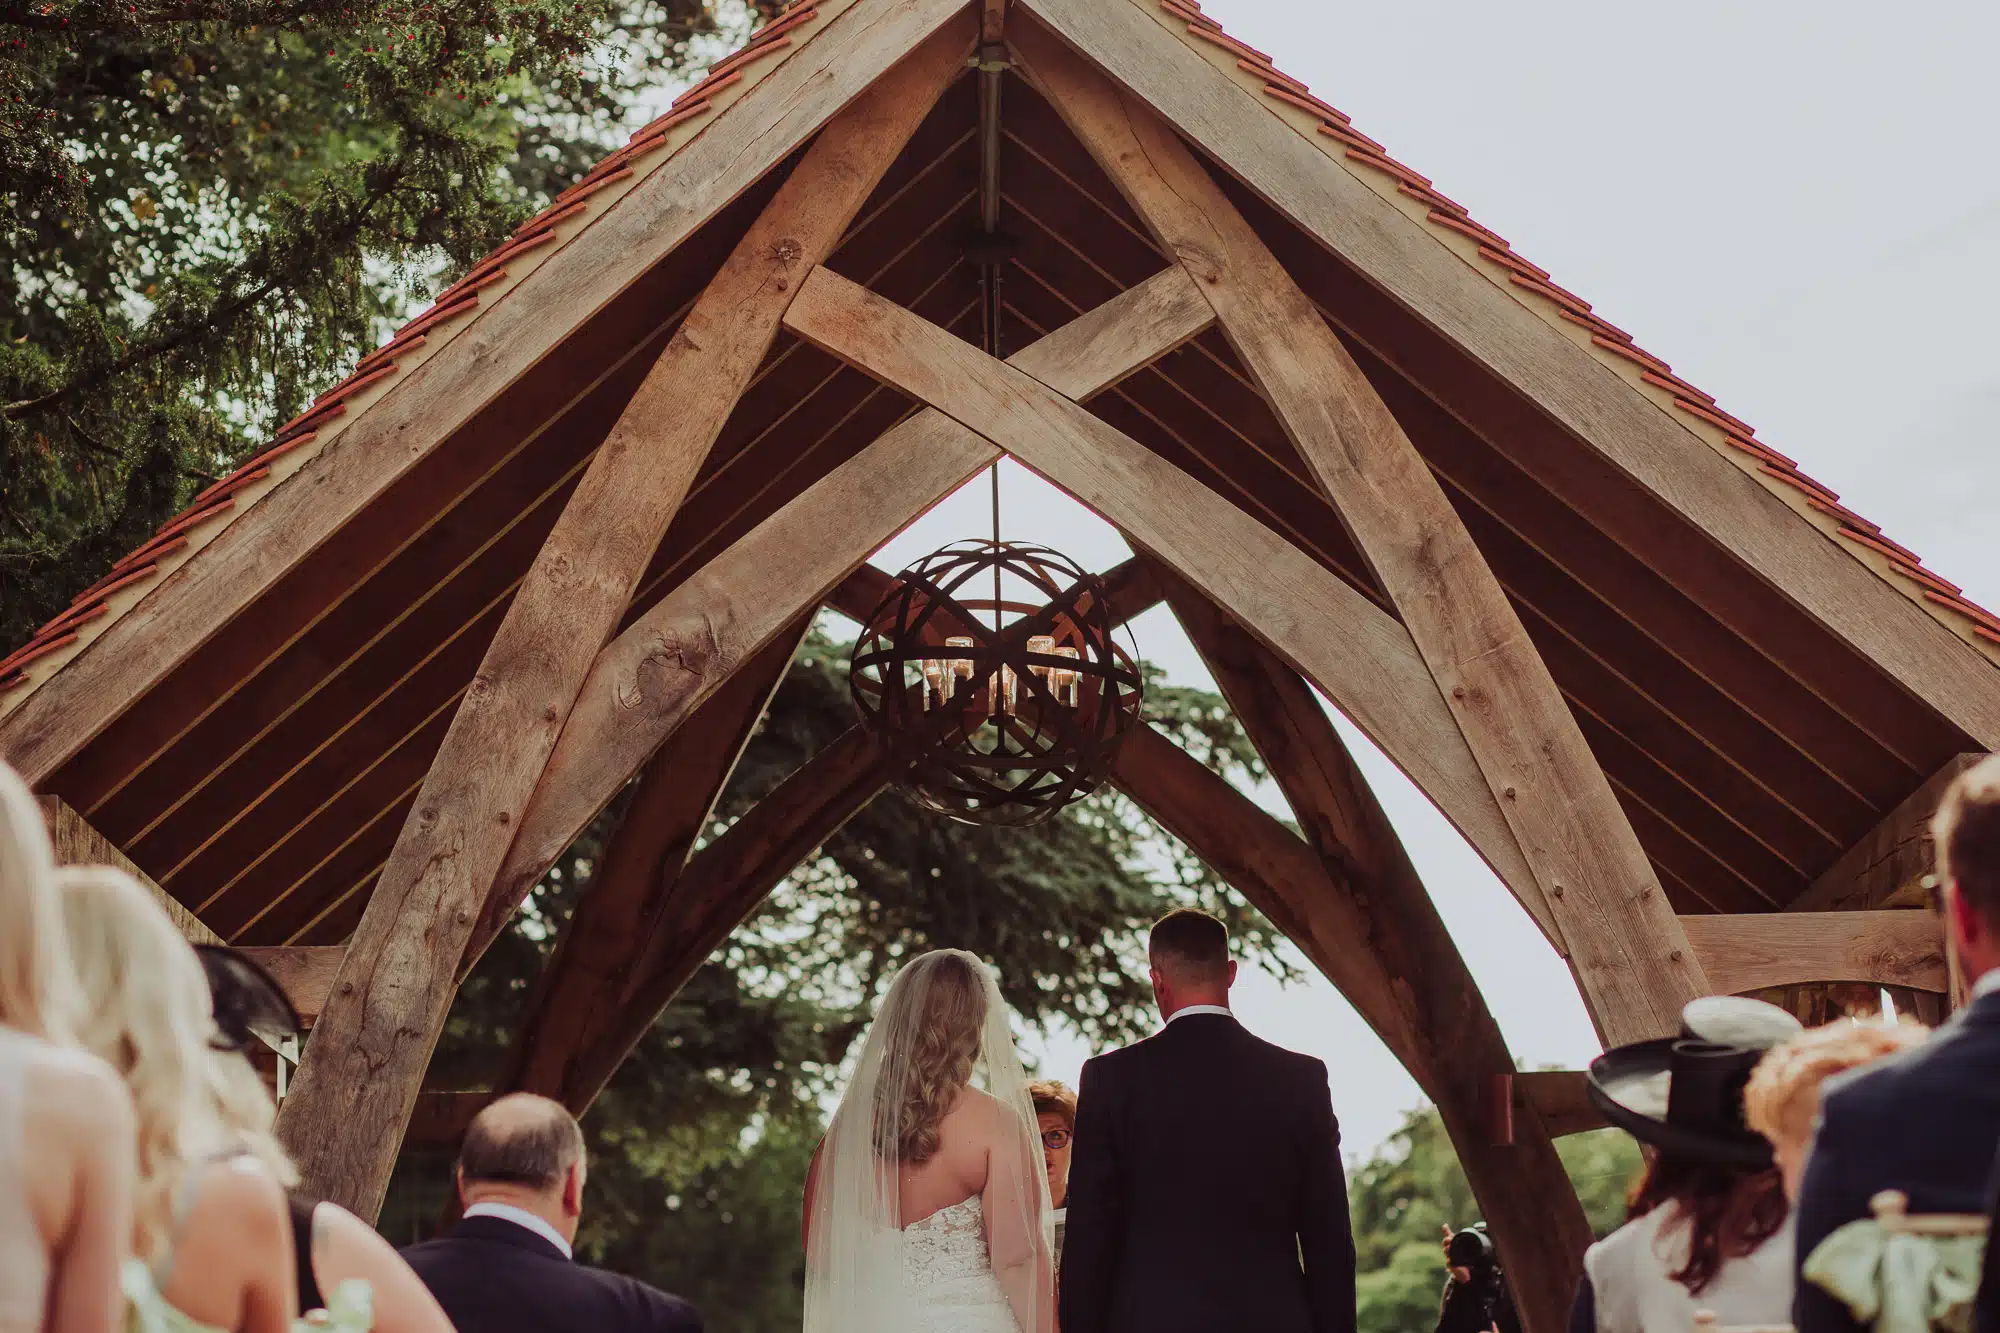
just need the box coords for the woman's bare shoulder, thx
[191,1156,289,1243]
[25,1046,131,1138]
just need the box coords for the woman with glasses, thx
[1032,1079,1077,1294]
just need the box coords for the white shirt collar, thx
[1165,1004,1233,1024]
[462,1202,573,1259]
[1971,968,2000,1001]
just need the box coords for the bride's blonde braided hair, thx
[873,951,988,1165]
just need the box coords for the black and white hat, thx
[1585,996,1803,1167]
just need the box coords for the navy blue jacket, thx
[402,1214,702,1333]
[1796,989,2000,1333]
[1057,1013,1356,1333]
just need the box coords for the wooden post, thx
[1161,578,1592,1333]
[273,21,976,1218]
[1014,27,1706,1043]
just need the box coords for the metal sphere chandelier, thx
[849,540,1143,826]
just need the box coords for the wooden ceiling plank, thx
[1013,0,2000,752]
[1357,342,1926,805]
[1681,911,1946,994]
[489,264,1218,992]
[1017,30,1705,1039]
[1791,754,1984,912]
[65,295,696,823]
[1155,581,1591,1333]
[273,21,978,1219]
[6,0,974,789]
[778,262,1556,947]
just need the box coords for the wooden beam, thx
[1015,30,1705,1044]
[1513,1072,1607,1139]
[235,947,346,1027]
[779,263,1558,950]
[521,555,1168,1111]
[1792,754,1983,912]
[273,25,975,1220]
[1680,910,1946,995]
[495,620,808,1098]
[38,795,344,1022]
[1162,578,1589,1333]
[486,265,1216,956]
[0,0,976,787]
[402,1090,489,1152]
[560,725,896,1110]
[1008,0,2000,752]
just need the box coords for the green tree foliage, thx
[1348,1103,1645,1333]
[0,0,778,648]
[378,627,1298,1330]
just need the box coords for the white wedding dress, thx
[902,1197,1019,1333]
[804,950,1053,1333]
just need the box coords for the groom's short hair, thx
[1149,909,1230,985]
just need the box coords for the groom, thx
[1058,910,1356,1333]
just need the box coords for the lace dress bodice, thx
[901,1197,1018,1332]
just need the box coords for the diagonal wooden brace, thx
[1011,24,1706,1042]
[780,263,1558,952]
[275,17,978,1218]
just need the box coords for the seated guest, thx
[1797,755,2000,1333]
[1744,1019,1929,1201]
[60,866,298,1333]
[401,1093,702,1333]
[198,947,452,1333]
[0,762,135,1333]
[1574,996,1803,1333]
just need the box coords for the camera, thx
[1436,1223,1519,1333]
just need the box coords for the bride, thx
[803,949,1055,1333]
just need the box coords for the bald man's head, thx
[458,1092,586,1193]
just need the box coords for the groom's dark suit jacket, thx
[1058,1011,1356,1333]
[401,1214,702,1333]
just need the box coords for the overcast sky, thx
[845,0,2000,1161]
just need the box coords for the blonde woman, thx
[59,865,297,1333]
[200,947,451,1333]
[0,762,135,1333]
[803,948,1055,1333]
[1744,1018,1930,1201]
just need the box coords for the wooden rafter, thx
[1681,911,1946,995]
[273,21,977,1218]
[778,263,1557,951]
[0,0,975,789]
[493,619,809,1095]
[1159,576,1589,1333]
[1012,26,1705,1042]
[484,264,1216,951]
[1791,753,1981,912]
[1009,0,2000,752]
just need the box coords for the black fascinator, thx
[196,945,301,1054]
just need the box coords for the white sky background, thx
[841,0,2000,1161]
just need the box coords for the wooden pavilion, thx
[6,0,1995,1324]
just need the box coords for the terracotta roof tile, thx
[0,0,848,704]
[1139,0,2000,664]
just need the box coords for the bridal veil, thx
[803,949,1054,1333]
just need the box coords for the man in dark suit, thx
[1058,910,1355,1333]
[402,1093,702,1333]
[1799,753,2000,1333]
